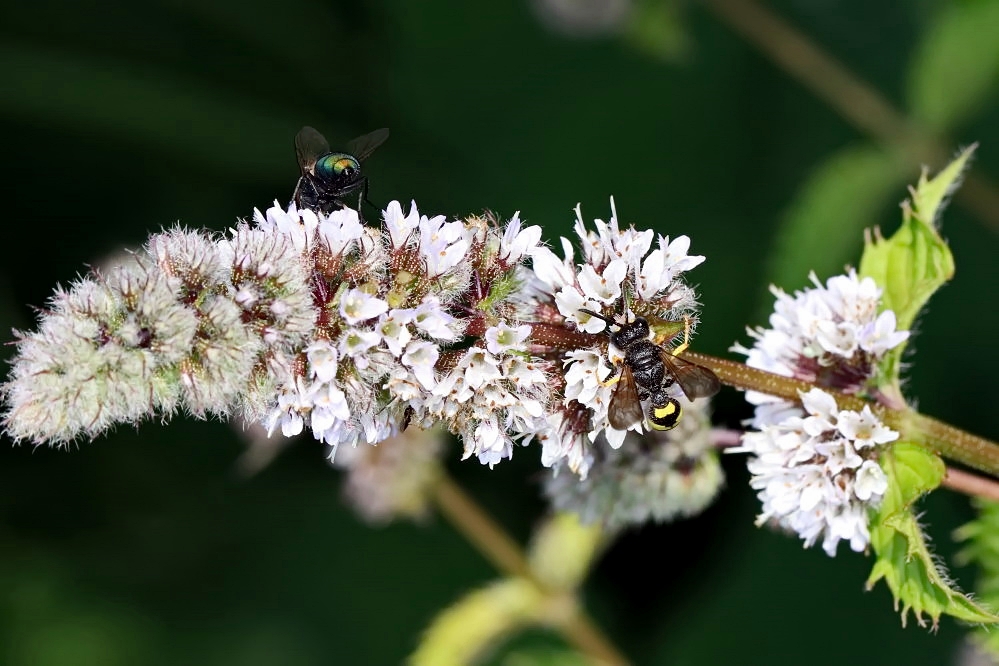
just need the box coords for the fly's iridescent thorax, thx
[609,317,650,348]
[315,153,361,183]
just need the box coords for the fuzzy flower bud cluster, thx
[732,270,908,555]
[529,200,707,478]
[544,396,722,529]
[3,226,315,443]
[333,425,445,524]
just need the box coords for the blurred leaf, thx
[956,500,999,657]
[0,42,299,178]
[624,0,691,63]
[867,442,999,627]
[527,513,604,592]
[499,646,589,666]
[858,147,967,387]
[410,578,544,666]
[908,1,999,131]
[765,145,906,293]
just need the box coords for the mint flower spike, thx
[731,387,895,556]
[730,267,911,556]
[3,195,716,488]
[528,198,709,479]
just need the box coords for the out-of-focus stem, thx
[431,474,631,666]
[944,467,999,503]
[683,350,999,478]
[702,0,999,232]
[432,473,533,579]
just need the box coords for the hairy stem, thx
[683,350,999,478]
[431,474,631,666]
[702,0,999,233]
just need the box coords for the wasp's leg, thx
[670,317,693,357]
[597,363,621,387]
[356,177,368,222]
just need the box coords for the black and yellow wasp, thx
[580,309,721,431]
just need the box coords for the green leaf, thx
[867,442,999,627]
[956,501,999,656]
[624,0,690,63]
[765,145,908,293]
[499,647,590,666]
[527,513,604,592]
[858,147,969,384]
[910,145,976,230]
[908,1,999,131]
[410,578,545,666]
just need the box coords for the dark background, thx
[2,0,998,664]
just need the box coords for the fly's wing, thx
[346,128,390,162]
[295,126,331,175]
[607,365,644,430]
[661,351,721,399]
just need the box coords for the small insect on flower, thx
[580,309,721,431]
[292,126,390,216]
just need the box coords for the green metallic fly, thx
[292,126,389,216]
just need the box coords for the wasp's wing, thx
[607,365,644,430]
[346,128,390,162]
[295,126,331,175]
[661,351,721,399]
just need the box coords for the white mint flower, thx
[317,207,365,256]
[376,312,414,357]
[499,213,543,265]
[307,341,339,383]
[836,405,899,449]
[577,260,627,304]
[407,297,462,341]
[734,269,909,401]
[731,388,893,556]
[339,288,389,324]
[383,200,421,249]
[484,323,531,355]
[419,212,471,278]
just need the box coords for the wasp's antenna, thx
[578,308,614,324]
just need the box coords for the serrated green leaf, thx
[528,513,604,592]
[910,145,976,230]
[410,578,545,666]
[858,148,969,386]
[908,2,999,131]
[766,145,908,293]
[956,501,999,656]
[867,442,999,627]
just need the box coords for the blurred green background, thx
[2,0,999,663]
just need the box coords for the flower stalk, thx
[685,349,999,479]
[430,473,629,666]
